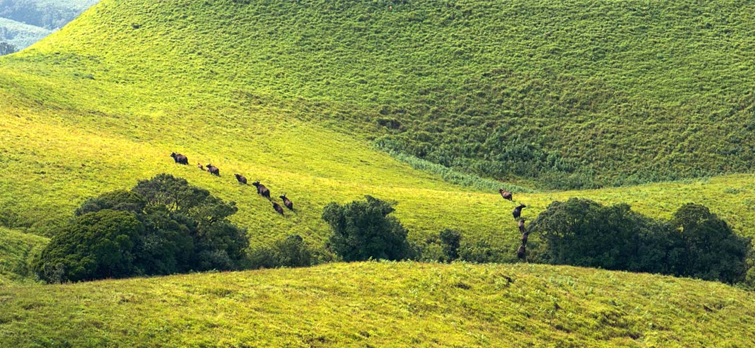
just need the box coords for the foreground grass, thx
[0,262,753,347]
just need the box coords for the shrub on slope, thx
[529,198,752,284]
[322,196,412,261]
[32,174,249,282]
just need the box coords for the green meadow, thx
[1,0,755,346]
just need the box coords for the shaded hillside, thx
[0,227,48,285]
[1,262,754,347]
[5,0,755,188]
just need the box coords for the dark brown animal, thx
[521,232,529,244]
[499,189,513,201]
[518,218,526,234]
[234,174,248,185]
[197,163,205,171]
[170,152,188,165]
[252,181,271,200]
[206,164,220,176]
[512,204,526,220]
[517,244,526,260]
[272,202,284,215]
[280,193,294,211]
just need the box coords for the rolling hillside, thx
[1,0,755,251]
[1,0,755,345]
[2,262,755,347]
[5,0,755,188]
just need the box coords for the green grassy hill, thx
[1,262,754,347]
[1,0,755,248]
[1,0,755,345]
[6,0,755,188]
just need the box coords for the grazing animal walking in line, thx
[499,189,513,201]
[517,244,526,260]
[518,218,526,234]
[234,174,248,185]
[206,164,220,176]
[521,232,529,244]
[280,194,294,211]
[512,204,526,220]
[170,152,188,165]
[197,163,205,171]
[272,202,284,215]
[252,181,271,200]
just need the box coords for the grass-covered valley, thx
[2,0,755,346]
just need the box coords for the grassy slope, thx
[0,1,754,256]
[0,227,48,285]
[1,262,754,347]
[4,0,754,188]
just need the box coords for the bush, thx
[438,229,462,263]
[321,196,411,261]
[32,210,142,282]
[33,174,249,282]
[671,204,751,284]
[249,235,314,269]
[529,198,752,284]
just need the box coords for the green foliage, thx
[438,229,461,263]
[530,198,752,284]
[248,234,314,269]
[671,203,752,284]
[32,209,142,283]
[322,196,411,261]
[32,174,249,282]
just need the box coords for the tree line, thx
[31,174,753,287]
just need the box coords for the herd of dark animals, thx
[501,189,529,261]
[171,152,294,216]
[174,152,525,256]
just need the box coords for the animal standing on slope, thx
[234,174,248,185]
[206,164,220,176]
[517,244,526,260]
[170,152,188,165]
[272,202,285,215]
[512,204,526,220]
[499,189,513,201]
[280,193,294,211]
[518,218,526,234]
[252,181,271,200]
[521,232,529,244]
[197,163,205,171]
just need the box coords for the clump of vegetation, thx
[322,196,412,261]
[529,198,752,284]
[32,174,249,283]
[248,234,315,269]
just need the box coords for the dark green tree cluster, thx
[321,196,412,261]
[529,198,751,284]
[32,174,249,283]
